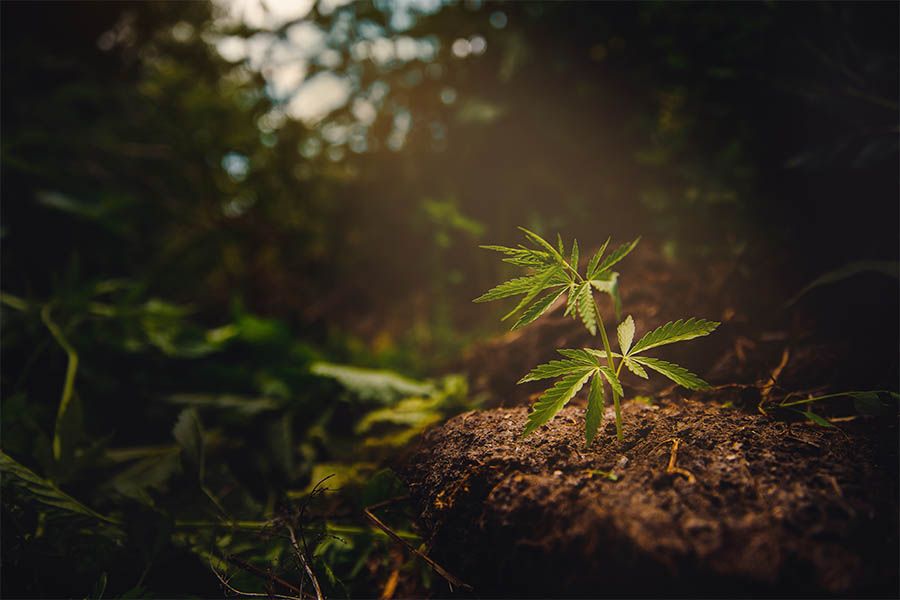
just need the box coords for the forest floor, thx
[400,242,899,597]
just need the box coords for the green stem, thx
[40,304,79,462]
[779,389,895,408]
[593,297,622,441]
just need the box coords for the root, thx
[664,438,696,484]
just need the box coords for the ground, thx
[399,242,899,597]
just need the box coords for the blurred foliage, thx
[1,0,897,597]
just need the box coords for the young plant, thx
[475,228,719,445]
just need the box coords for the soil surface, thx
[403,242,899,597]
[402,400,898,597]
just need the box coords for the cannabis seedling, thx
[475,228,719,445]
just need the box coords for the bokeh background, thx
[2,1,897,597]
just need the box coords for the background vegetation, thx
[2,1,897,597]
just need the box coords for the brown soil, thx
[402,242,899,597]
[402,399,898,597]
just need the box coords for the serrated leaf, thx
[630,318,720,355]
[576,283,598,335]
[630,356,709,390]
[480,245,551,267]
[474,273,548,303]
[0,451,118,525]
[597,366,623,396]
[518,359,594,383]
[586,238,611,279]
[622,357,649,379]
[617,315,635,355]
[590,237,640,279]
[564,283,579,318]
[589,272,622,320]
[502,266,564,321]
[570,239,579,270]
[556,233,565,255]
[511,286,567,330]
[584,373,605,445]
[522,370,593,437]
[557,348,599,365]
[519,227,568,268]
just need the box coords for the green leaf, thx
[473,273,548,303]
[479,245,551,267]
[501,266,564,321]
[597,366,623,396]
[630,318,720,355]
[570,238,579,270]
[518,227,568,268]
[311,362,434,404]
[786,260,899,307]
[797,409,834,428]
[589,237,640,279]
[519,360,594,384]
[584,373,605,446]
[173,409,205,479]
[556,233,565,255]
[589,272,622,320]
[630,356,709,390]
[523,370,593,437]
[622,357,649,379]
[0,450,118,525]
[585,238,611,279]
[564,283,579,318]
[511,286,567,330]
[576,283,598,335]
[849,391,882,415]
[557,348,599,365]
[617,315,635,355]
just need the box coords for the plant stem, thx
[593,297,622,441]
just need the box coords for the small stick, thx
[225,555,307,598]
[363,497,472,592]
[286,523,324,600]
[665,438,696,484]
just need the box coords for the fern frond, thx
[629,356,709,390]
[522,370,593,437]
[629,318,720,355]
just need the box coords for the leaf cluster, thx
[476,229,719,444]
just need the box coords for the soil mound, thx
[402,399,898,597]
